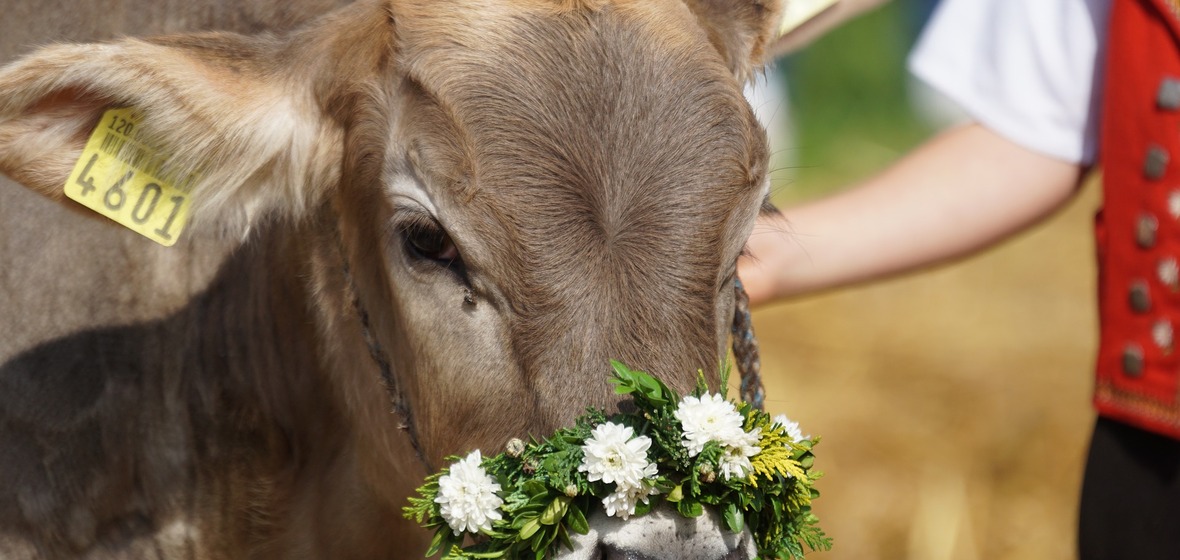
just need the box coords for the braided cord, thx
[731,278,765,410]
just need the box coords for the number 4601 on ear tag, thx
[64,108,192,247]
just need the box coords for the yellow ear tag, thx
[64,108,193,246]
[778,0,841,37]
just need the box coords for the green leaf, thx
[422,528,443,558]
[639,373,661,393]
[557,523,574,551]
[666,484,684,503]
[610,360,634,383]
[611,360,679,406]
[723,503,744,533]
[698,492,726,506]
[426,527,452,558]
[512,513,537,529]
[799,454,815,469]
[522,480,548,497]
[540,496,570,526]
[676,498,704,518]
[519,519,541,540]
[530,525,552,552]
[464,552,506,559]
[566,503,590,534]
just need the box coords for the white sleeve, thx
[907,0,1111,165]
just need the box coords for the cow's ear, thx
[0,10,382,236]
[680,0,786,82]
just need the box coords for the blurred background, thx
[751,2,1101,558]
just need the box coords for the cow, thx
[0,0,778,557]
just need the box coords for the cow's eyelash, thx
[391,207,467,279]
[391,207,441,237]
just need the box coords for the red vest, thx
[1094,0,1180,439]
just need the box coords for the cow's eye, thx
[404,222,460,264]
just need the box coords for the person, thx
[743,0,1180,557]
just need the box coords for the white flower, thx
[674,393,746,456]
[772,414,807,442]
[601,482,660,520]
[718,427,761,480]
[435,450,504,536]
[719,448,754,480]
[579,422,659,490]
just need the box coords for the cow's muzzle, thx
[557,506,756,560]
[598,546,750,560]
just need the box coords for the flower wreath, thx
[404,361,831,559]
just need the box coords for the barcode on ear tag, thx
[64,108,193,246]
[778,0,841,37]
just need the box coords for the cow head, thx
[0,0,780,557]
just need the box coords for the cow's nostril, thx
[601,547,653,560]
[721,547,750,560]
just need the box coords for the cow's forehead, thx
[396,0,740,118]
[393,0,710,62]
[392,0,766,247]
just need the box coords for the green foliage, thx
[609,360,678,408]
[404,363,831,559]
[773,2,937,203]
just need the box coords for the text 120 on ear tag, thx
[64,108,193,246]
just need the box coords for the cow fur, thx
[0,0,778,557]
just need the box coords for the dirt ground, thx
[754,177,1102,559]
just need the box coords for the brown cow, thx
[0,0,777,558]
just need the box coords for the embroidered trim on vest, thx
[1095,378,1180,431]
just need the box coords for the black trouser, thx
[1078,417,1180,559]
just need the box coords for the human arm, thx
[738,122,1086,305]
